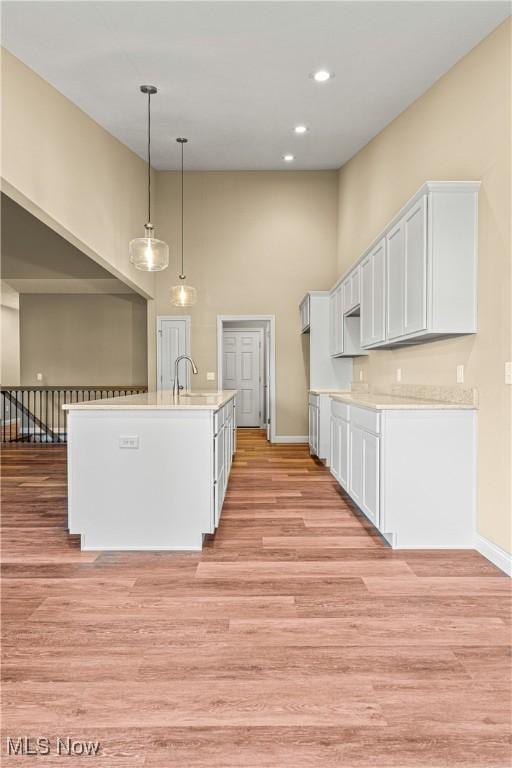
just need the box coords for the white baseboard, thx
[475,533,512,576]
[273,435,308,444]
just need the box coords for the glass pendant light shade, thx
[129,225,169,271]
[170,137,197,306]
[170,281,197,307]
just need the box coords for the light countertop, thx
[63,390,237,412]
[330,392,476,410]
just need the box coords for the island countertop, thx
[63,389,237,412]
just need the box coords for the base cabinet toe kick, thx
[65,392,237,551]
[329,400,476,549]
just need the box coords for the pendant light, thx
[129,85,169,271]
[170,137,197,307]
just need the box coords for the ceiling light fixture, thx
[170,138,197,308]
[129,85,169,271]
[283,154,295,162]
[312,70,333,83]
[294,125,307,134]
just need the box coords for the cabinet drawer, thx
[331,399,350,421]
[351,405,380,435]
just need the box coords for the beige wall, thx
[153,171,339,436]
[1,49,155,300]
[20,293,148,386]
[1,282,20,385]
[336,20,511,553]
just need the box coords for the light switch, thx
[119,436,139,449]
[396,368,402,383]
[359,370,363,381]
[207,372,216,381]
[506,362,512,385]
[456,365,464,384]
[36,373,43,382]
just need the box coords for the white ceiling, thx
[2,1,510,170]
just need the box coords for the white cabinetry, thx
[329,285,344,356]
[299,294,311,333]
[342,267,360,314]
[213,397,236,527]
[383,183,478,345]
[330,400,349,487]
[361,238,386,348]
[308,394,320,457]
[334,181,479,351]
[330,398,476,548]
[386,195,427,341]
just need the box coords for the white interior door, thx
[223,329,262,427]
[157,317,190,392]
[264,328,271,439]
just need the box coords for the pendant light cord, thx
[147,91,152,225]
[181,139,184,278]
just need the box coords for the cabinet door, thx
[336,285,344,354]
[403,196,427,335]
[349,425,364,507]
[342,278,351,313]
[372,239,386,344]
[362,431,379,526]
[386,221,405,340]
[329,292,336,356]
[360,255,373,348]
[350,268,360,307]
[339,418,349,489]
[330,417,340,481]
[309,405,315,454]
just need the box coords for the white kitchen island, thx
[63,390,237,550]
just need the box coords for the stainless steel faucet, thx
[173,355,199,396]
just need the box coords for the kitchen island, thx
[63,390,237,550]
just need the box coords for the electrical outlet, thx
[456,365,464,384]
[119,436,139,449]
[36,373,43,382]
[506,362,512,385]
[207,372,216,381]
[396,368,402,383]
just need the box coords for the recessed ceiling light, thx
[283,154,295,162]
[294,125,307,134]
[312,70,333,83]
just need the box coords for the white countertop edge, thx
[62,390,237,412]
[330,393,476,411]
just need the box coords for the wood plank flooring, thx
[1,429,511,767]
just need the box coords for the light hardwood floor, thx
[1,429,511,767]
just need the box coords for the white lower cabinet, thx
[361,430,379,526]
[309,393,335,464]
[349,425,364,510]
[329,399,476,548]
[213,398,235,528]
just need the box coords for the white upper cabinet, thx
[299,294,311,333]
[361,238,386,348]
[329,284,344,356]
[342,267,360,314]
[363,181,479,348]
[403,195,427,336]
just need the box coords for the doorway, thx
[156,316,191,392]
[217,315,275,442]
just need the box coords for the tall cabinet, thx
[300,291,352,463]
